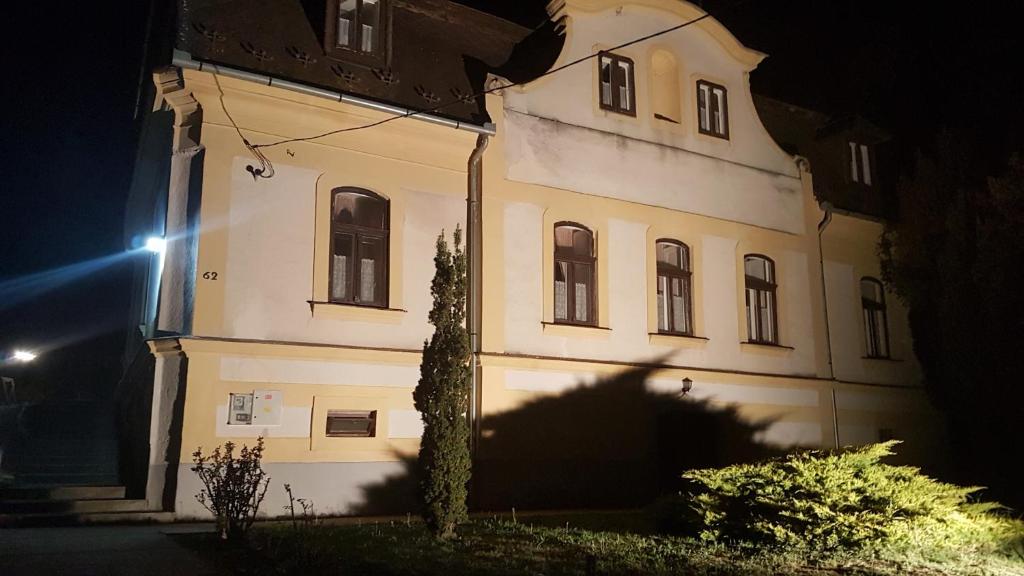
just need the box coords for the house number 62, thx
[202,272,219,280]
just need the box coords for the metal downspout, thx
[817,200,839,448]
[467,134,489,458]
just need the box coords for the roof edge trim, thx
[172,50,497,136]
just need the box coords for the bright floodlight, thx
[145,236,167,254]
[12,350,37,363]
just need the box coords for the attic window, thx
[697,80,729,139]
[598,53,635,116]
[328,0,388,64]
[849,142,873,186]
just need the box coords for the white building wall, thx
[502,203,819,376]
[500,3,804,234]
[504,6,794,176]
[502,110,805,234]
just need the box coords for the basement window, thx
[326,410,378,437]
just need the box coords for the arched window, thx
[554,223,596,325]
[744,255,777,344]
[861,278,890,358]
[651,50,681,124]
[331,188,388,307]
[656,240,692,334]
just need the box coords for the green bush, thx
[658,441,1024,557]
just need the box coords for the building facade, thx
[121,0,942,518]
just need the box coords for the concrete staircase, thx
[0,484,171,527]
[0,401,171,527]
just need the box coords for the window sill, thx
[862,356,903,363]
[740,341,794,357]
[308,301,407,324]
[542,322,611,340]
[648,333,709,349]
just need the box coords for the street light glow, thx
[145,236,167,254]
[12,350,37,362]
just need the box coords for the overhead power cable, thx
[216,12,712,177]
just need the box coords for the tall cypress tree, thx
[414,227,472,539]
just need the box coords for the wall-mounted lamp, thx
[144,236,167,254]
[681,377,693,397]
[11,350,38,363]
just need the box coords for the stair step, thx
[12,473,120,486]
[0,498,150,514]
[0,485,125,501]
[0,510,174,528]
[12,461,117,471]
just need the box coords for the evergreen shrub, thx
[414,227,472,539]
[658,441,1024,557]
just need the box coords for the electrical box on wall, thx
[252,389,282,426]
[227,390,282,426]
[228,393,253,425]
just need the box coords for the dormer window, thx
[327,0,388,64]
[849,142,873,185]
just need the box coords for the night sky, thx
[1,0,1020,397]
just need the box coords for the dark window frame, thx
[553,222,597,326]
[329,187,389,308]
[598,52,637,117]
[861,277,890,358]
[325,0,391,67]
[696,80,729,139]
[744,254,779,345]
[847,141,875,187]
[325,410,378,438]
[655,239,694,336]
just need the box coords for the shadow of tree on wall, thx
[351,362,784,515]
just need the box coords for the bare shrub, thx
[191,436,271,540]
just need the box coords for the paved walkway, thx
[0,524,217,576]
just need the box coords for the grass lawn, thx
[175,511,1024,576]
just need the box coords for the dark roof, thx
[754,95,897,220]
[177,0,561,125]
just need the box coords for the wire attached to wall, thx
[211,70,275,179]
[214,13,711,179]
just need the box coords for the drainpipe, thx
[817,199,839,448]
[466,134,489,457]
[817,200,834,379]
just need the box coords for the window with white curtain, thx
[331,188,388,307]
[554,224,596,325]
[656,240,693,335]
